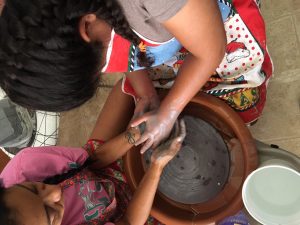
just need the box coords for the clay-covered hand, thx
[131,94,160,122]
[130,107,180,154]
[151,119,186,168]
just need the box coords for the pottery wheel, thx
[143,116,230,204]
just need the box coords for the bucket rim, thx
[242,165,300,225]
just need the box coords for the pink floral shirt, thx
[0,146,117,225]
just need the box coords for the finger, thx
[135,132,150,146]
[150,98,160,110]
[152,137,163,150]
[138,122,146,135]
[175,137,184,150]
[130,114,150,127]
[131,110,142,121]
[173,120,180,138]
[134,101,148,116]
[52,203,64,225]
[140,137,154,154]
[178,119,186,142]
[167,120,177,140]
[169,138,183,156]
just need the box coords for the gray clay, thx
[143,115,230,204]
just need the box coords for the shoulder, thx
[0,146,89,187]
[141,0,188,22]
[18,146,88,166]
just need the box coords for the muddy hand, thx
[130,109,179,154]
[131,94,160,122]
[151,119,186,168]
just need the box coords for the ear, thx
[78,14,97,43]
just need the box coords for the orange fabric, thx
[0,149,10,172]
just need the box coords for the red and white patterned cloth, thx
[102,0,273,124]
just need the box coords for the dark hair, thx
[0,183,18,225]
[0,0,152,112]
[43,157,92,184]
[0,158,91,224]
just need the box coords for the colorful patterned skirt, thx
[104,0,273,125]
[82,139,164,225]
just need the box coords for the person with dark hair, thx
[0,0,273,153]
[0,80,186,225]
[0,0,154,112]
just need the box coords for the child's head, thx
[0,0,141,111]
[0,182,64,225]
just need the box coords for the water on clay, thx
[143,115,230,204]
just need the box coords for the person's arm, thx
[125,70,156,100]
[116,120,186,225]
[89,126,141,168]
[86,79,137,169]
[131,0,226,153]
[126,70,160,121]
[160,0,226,114]
[116,162,162,225]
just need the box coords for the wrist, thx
[159,93,187,118]
[125,127,141,145]
[137,92,159,103]
[157,106,180,123]
[149,162,164,174]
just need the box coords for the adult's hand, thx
[151,119,186,168]
[131,108,180,154]
[131,93,160,122]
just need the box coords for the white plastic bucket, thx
[242,165,300,225]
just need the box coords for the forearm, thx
[89,128,139,169]
[159,53,223,117]
[117,163,163,225]
[116,121,186,225]
[160,0,226,117]
[126,70,157,98]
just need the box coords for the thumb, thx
[140,137,154,154]
[134,100,148,115]
[130,114,149,127]
[170,137,183,154]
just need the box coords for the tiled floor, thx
[248,1,300,156]
[58,73,122,147]
[58,2,300,224]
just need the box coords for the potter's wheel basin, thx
[142,116,231,204]
[124,92,258,224]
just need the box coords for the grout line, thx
[269,70,300,82]
[98,84,114,88]
[263,14,294,26]
[259,136,300,143]
[292,14,300,49]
